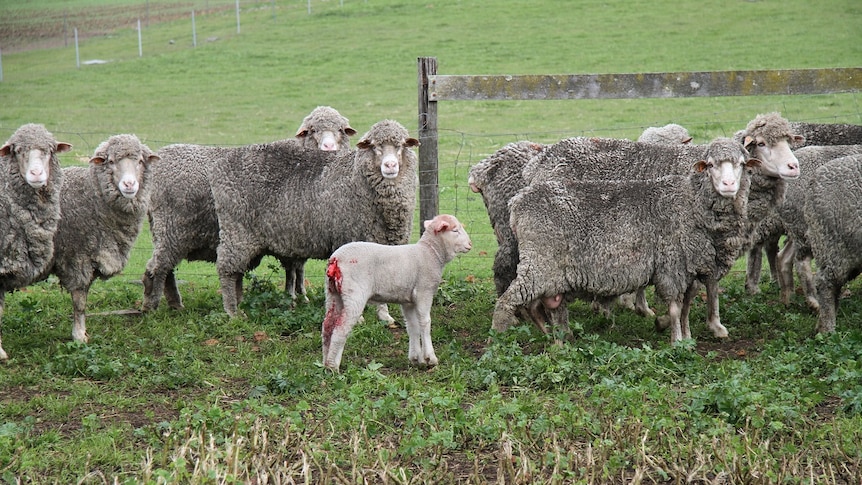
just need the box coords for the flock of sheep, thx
[1,107,861,371]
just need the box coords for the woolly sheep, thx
[790,121,862,147]
[141,106,355,312]
[46,134,159,344]
[637,123,693,145]
[517,125,798,337]
[492,138,758,342]
[805,154,862,333]
[0,124,71,361]
[208,119,419,317]
[770,145,862,308]
[322,214,472,371]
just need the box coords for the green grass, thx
[1,0,862,482]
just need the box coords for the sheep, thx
[141,106,356,313]
[517,123,798,337]
[736,112,806,294]
[492,138,758,343]
[804,154,862,333]
[637,123,693,145]
[790,121,862,147]
[44,134,159,345]
[284,106,357,301]
[769,145,862,308]
[0,124,71,361]
[208,119,419,317]
[322,214,472,371]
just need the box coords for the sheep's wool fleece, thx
[0,124,64,291]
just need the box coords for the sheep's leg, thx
[745,244,763,294]
[70,288,90,343]
[776,239,797,305]
[492,276,533,333]
[164,270,184,310]
[633,288,654,318]
[795,255,820,311]
[666,297,684,343]
[217,272,243,317]
[403,303,438,367]
[293,263,308,303]
[704,278,729,338]
[764,235,781,284]
[0,291,7,360]
[814,273,840,334]
[141,268,165,311]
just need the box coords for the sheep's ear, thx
[295,128,309,139]
[743,136,755,149]
[57,142,73,153]
[0,143,11,157]
[692,160,709,173]
[146,154,161,164]
[681,136,693,144]
[745,158,762,169]
[90,156,107,165]
[403,137,420,148]
[344,127,357,136]
[790,135,805,148]
[356,139,372,149]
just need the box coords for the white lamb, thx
[321,214,472,371]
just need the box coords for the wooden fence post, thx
[417,57,439,233]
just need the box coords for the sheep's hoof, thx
[655,315,670,331]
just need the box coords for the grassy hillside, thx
[0,0,861,482]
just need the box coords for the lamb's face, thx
[743,135,801,179]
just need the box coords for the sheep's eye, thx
[757,142,766,147]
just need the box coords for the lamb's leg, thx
[548,305,572,344]
[745,244,763,294]
[777,239,797,305]
[0,291,7,360]
[322,297,364,371]
[403,302,438,367]
[704,278,728,338]
[375,303,396,327]
[71,288,90,343]
[796,255,820,311]
[163,270,184,310]
[814,273,840,334]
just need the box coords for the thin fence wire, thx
[44,93,862,290]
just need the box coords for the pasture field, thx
[1,0,861,482]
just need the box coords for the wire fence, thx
[44,92,862,291]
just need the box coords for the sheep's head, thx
[740,112,803,179]
[693,138,760,198]
[295,106,356,152]
[357,120,419,179]
[90,134,160,199]
[0,123,71,189]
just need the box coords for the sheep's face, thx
[297,126,356,152]
[743,135,800,179]
[91,149,160,199]
[697,154,748,198]
[0,141,70,189]
[358,137,419,179]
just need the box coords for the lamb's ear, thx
[692,160,709,173]
[403,137,420,148]
[356,139,372,149]
[56,142,73,153]
[344,127,357,136]
[423,219,432,231]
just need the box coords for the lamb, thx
[208,119,419,317]
[492,138,758,343]
[44,134,159,345]
[322,214,472,371]
[804,154,862,333]
[0,124,71,361]
[790,121,862,147]
[141,106,356,312]
[769,145,862,307]
[637,123,693,145]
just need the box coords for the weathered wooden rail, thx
[416,57,862,226]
